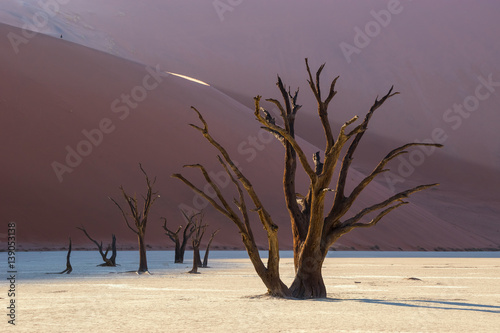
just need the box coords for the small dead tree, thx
[76,226,117,266]
[161,210,199,263]
[188,215,207,274]
[48,237,72,274]
[110,164,159,274]
[60,237,73,274]
[173,59,442,298]
[202,228,220,268]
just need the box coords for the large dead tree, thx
[76,226,117,266]
[161,210,198,263]
[173,59,442,298]
[110,164,159,274]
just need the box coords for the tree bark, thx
[290,265,326,299]
[178,227,192,263]
[173,239,182,263]
[137,231,148,273]
[189,245,201,274]
[109,234,117,266]
[194,248,202,267]
[289,248,326,298]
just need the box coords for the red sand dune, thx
[2,0,498,168]
[1,0,499,251]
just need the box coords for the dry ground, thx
[3,255,499,332]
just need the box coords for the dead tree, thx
[161,210,198,263]
[202,229,220,268]
[173,59,442,298]
[110,164,159,274]
[188,215,207,274]
[48,237,72,274]
[60,237,73,274]
[76,226,117,266]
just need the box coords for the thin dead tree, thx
[76,226,117,266]
[47,237,72,274]
[173,59,442,298]
[202,228,220,268]
[188,215,207,274]
[110,164,159,274]
[161,210,199,263]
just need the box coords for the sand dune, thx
[2,0,498,168]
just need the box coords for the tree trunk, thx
[292,237,304,273]
[61,238,73,274]
[189,247,201,274]
[51,237,72,274]
[262,272,292,298]
[137,232,149,273]
[203,229,219,268]
[98,234,117,267]
[290,266,326,299]
[194,248,202,267]
[242,239,291,298]
[109,234,117,265]
[174,239,182,263]
[179,237,190,263]
[289,249,326,298]
[202,248,210,268]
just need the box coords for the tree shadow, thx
[314,298,500,314]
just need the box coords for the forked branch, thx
[328,142,443,223]
[255,96,317,181]
[305,58,339,151]
[342,183,438,228]
[334,86,399,204]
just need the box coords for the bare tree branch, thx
[172,172,237,226]
[305,58,338,151]
[342,183,438,228]
[332,86,399,207]
[77,226,117,266]
[328,142,443,225]
[109,196,138,235]
[161,217,182,243]
[255,96,317,181]
[217,155,254,241]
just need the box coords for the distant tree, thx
[173,59,442,298]
[76,226,117,266]
[47,237,72,274]
[110,164,159,274]
[188,213,207,274]
[161,210,199,263]
[202,228,220,268]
